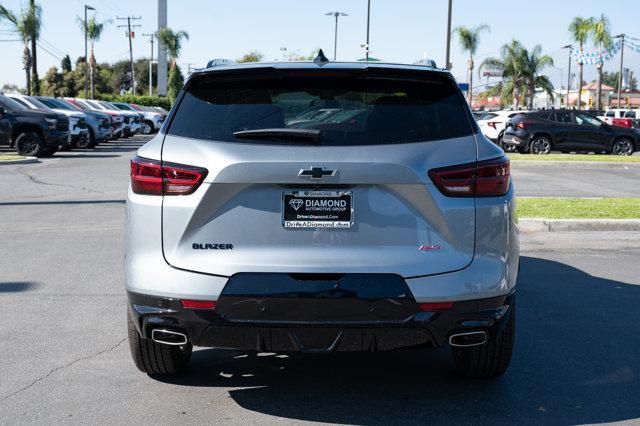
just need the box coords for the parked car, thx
[64,98,126,139]
[502,109,638,155]
[5,93,86,149]
[51,98,112,146]
[598,109,640,129]
[0,94,70,156]
[126,58,518,378]
[33,96,93,148]
[111,102,163,135]
[477,110,529,149]
[93,100,142,137]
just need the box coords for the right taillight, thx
[428,156,510,197]
[130,156,208,195]
[515,122,526,130]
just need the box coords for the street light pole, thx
[445,0,453,69]
[143,33,155,96]
[365,0,371,61]
[325,11,347,61]
[84,5,95,99]
[614,34,625,108]
[562,44,572,109]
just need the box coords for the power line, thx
[36,41,64,61]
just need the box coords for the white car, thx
[6,93,89,147]
[476,110,528,142]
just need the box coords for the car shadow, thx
[152,256,640,424]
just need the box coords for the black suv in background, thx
[0,94,70,156]
[502,109,639,155]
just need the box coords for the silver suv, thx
[125,57,519,379]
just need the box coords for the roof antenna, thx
[313,49,330,65]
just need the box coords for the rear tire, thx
[15,131,45,157]
[529,135,552,154]
[451,306,515,379]
[127,310,192,375]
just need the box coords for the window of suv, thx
[0,95,27,112]
[167,69,475,146]
[554,111,573,123]
[575,112,602,126]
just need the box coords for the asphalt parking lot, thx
[1,136,640,424]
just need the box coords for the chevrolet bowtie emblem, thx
[298,167,336,179]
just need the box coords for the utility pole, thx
[185,63,196,74]
[157,0,168,96]
[562,44,572,108]
[117,16,142,94]
[614,34,625,108]
[84,4,95,99]
[445,0,453,69]
[365,0,371,61]
[325,11,348,61]
[143,33,155,96]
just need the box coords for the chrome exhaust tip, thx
[449,331,488,347]
[151,329,188,346]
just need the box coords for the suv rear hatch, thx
[160,65,479,277]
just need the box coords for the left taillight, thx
[428,156,510,197]
[130,156,208,195]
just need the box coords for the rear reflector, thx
[428,156,510,197]
[419,302,454,311]
[181,300,216,309]
[131,156,208,195]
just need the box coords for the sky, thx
[1,0,638,91]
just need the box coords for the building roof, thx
[582,82,615,91]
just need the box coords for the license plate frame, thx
[282,190,353,229]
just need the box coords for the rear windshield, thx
[167,69,475,145]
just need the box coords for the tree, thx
[481,40,527,107]
[454,24,490,105]
[77,14,111,98]
[591,14,612,111]
[236,51,264,63]
[61,55,72,73]
[0,2,41,95]
[521,45,555,108]
[156,27,189,101]
[480,40,553,108]
[569,16,593,109]
[41,66,64,97]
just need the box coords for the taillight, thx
[487,121,500,129]
[515,122,526,130]
[130,156,207,195]
[428,157,510,197]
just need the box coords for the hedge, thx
[96,93,173,110]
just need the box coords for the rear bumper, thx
[128,280,515,352]
[502,133,529,148]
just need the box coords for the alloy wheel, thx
[612,139,633,156]
[530,137,551,154]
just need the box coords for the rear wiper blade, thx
[233,128,321,143]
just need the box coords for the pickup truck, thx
[598,109,640,129]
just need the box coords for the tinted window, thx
[575,112,602,126]
[40,98,73,110]
[537,112,552,121]
[0,95,27,111]
[9,97,31,109]
[554,111,572,123]
[606,111,615,117]
[168,70,474,145]
[624,110,636,118]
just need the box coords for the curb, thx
[510,160,640,169]
[0,156,39,165]
[519,218,640,233]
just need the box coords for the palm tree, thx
[591,14,612,111]
[480,40,527,107]
[0,2,42,95]
[569,16,593,109]
[156,27,189,101]
[454,24,490,105]
[77,15,111,98]
[521,45,555,109]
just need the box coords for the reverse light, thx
[181,300,216,309]
[130,156,208,195]
[419,302,454,311]
[428,156,510,197]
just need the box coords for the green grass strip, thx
[518,197,640,219]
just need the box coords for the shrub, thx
[96,93,173,110]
